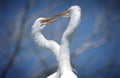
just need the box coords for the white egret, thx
[31,17,60,78]
[58,5,81,78]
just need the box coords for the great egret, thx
[58,5,81,78]
[31,17,61,78]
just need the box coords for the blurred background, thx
[0,0,120,78]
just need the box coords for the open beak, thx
[40,10,70,25]
[41,18,57,25]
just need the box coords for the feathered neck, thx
[59,9,81,74]
[31,22,60,61]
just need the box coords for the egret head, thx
[52,5,81,18]
[63,5,81,17]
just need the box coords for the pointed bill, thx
[50,10,70,19]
